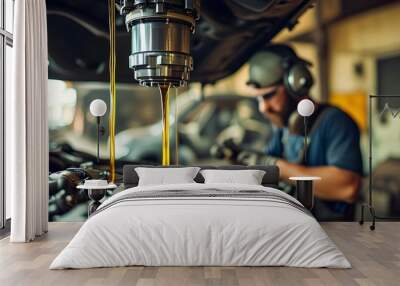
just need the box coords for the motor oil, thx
[159,85,170,166]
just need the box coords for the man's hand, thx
[276,159,361,203]
[211,139,278,165]
[210,139,242,161]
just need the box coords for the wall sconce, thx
[297,99,315,165]
[89,99,107,164]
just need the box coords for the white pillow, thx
[135,167,200,186]
[200,169,266,185]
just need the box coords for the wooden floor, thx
[0,222,399,286]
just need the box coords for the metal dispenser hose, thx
[121,0,200,87]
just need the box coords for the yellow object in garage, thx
[329,91,367,132]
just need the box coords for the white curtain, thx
[7,0,49,242]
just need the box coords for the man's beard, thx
[281,97,298,126]
[267,97,297,128]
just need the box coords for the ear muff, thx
[282,58,314,99]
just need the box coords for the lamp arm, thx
[304,116,308,166]
[97,117,101,164]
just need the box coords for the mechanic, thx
[240,44,363,221]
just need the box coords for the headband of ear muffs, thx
[282,57,314,99]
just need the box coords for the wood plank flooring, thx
[0,222,399,286]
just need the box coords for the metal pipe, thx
[96,117,100,165]
[47,9,111,39]
[120,0,200,87]
[304,116,308,165]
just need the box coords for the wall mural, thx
[46,2,400,224]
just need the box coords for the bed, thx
[50,165,350,269]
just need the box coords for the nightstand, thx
[77,182,117,216]
[289,177,321,210]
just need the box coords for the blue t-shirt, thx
[266,107,363,219]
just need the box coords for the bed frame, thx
[122,165,280,189]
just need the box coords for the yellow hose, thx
[108,0,116,182]
[160,85,170,166]
[174,88,179,165]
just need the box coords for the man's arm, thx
[276,159,361,203]
[276,108,363,203]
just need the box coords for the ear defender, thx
[282,57,314,99]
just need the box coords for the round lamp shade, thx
[297,99,315,117]
[90,99,107,117]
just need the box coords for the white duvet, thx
[50,183,351,269]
